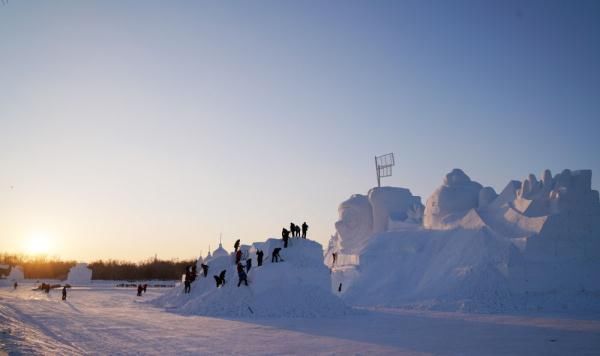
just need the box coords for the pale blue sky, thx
[1,0,599,261]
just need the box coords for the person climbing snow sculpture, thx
[295,225,301,238]
[184,279,191,294]
[332,252,338,266]
[237,263,248,287]
[201,263,208,277]
[256,250,264,266]
[191,265,197,282]
[272,247,282,263]
[213,275,222,288]
[282,228,290,248]
[301,222,308,238]
[235,249,242,264]
[219,270,226,285]
[234,239,240,252]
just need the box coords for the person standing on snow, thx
[290,223,296,237]
[235,249,242,264]
[301,222,308,239]
[246,258,252,273]
[256,250,264,266]
[282,228,290,248]
[237,263,248,287]
[62,286,67,301]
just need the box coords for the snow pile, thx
[67,263,93,285]
[153,238,349,318]
[329,168,600,313]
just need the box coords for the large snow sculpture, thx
[423,169,483,229]
[333,187,423,255]
[332,168,600,313]
[67,263,92,284]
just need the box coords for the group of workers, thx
[182,221,308,293]
[281,222,308,248]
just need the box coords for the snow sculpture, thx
[332,168,600,313]
[423,169,483,229]
[67,263,92,284]
[512,169,598,217]
[369,187,423,234]
[210,242,229,259]
[334,194,373,254]
[333,188,423,255]
[478,187,498,208]
[7,266,24,281]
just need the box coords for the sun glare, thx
[24,232,53,256]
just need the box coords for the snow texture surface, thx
[2,285,599,355]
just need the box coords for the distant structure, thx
[7,266,24,282]
[207,234,229,260]
[375,153,395,187]
[67,263,92,284]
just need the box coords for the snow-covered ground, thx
[1,284,600,355]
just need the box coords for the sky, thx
[1,0,599,262]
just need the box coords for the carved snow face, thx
[335,195,373,254]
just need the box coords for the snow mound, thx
[67,263,93,285]
[153,238,349,318]
[342,228,514,309]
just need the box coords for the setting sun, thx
[23,232,53,255]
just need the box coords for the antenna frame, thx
[375,152,395,187]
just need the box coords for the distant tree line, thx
[0,253,194,281]
[89,257,194,281]
[0,254,76,280]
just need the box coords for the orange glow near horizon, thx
[22,231,55,256]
